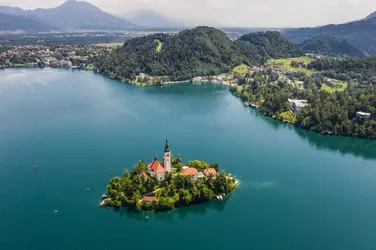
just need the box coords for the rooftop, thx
[357,111,371,116]
[288,99,308,107]
[203,168,217,176]
[147,158,165,174]
[181,168,199,176]
[142,196,157,202]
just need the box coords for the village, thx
[0,44,109,69]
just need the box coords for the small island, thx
[101,139,237,211]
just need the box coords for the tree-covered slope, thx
[237,31,304,58]
[94,27,302,82]
[94,26,257,81]
[299,35,365,57]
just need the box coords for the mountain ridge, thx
[0,0,134,31]
[0,12,56,31]
[282,15,376,55]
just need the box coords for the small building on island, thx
[181,167,199,181]
[288,99,308,113]
[147,156,166,181]
[203,168,217,176]
[356,111,371,122]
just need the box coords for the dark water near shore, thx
[1,68,376,250]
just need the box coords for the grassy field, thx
[320,79,348,93]
[267,56,314,74]
[93,43,124,48]
[155,40,163,53]
[232,64,251,75]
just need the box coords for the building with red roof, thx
[181,167,199,180]
[147,156,166,181]
[203,168,217,176]
[142,196,158,202]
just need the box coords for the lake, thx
[1,68,376,250]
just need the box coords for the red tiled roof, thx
[142,196,157,202]
[203,168,217,176]
[147,159,165,174]
[181,168,199,176]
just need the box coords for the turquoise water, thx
[1,68,376,250]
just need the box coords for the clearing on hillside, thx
[267,56,314,74]
[232,64,251,75]
[320,79,348,93]
[155,40,163,53]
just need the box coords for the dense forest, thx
[230,56,376,139]
[93,27,302,82]
[299,35,365,57]
[237,31,304,59]
[308,56,376,85]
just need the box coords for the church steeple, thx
[164,138,170,153]
[164,138,171,172]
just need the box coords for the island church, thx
[147,139,172,181]
[146,139,217,181]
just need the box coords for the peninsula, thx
[101,139,237,211]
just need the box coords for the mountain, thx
[282,17,376,55]
[94,26,301,81]
[237,31,303,59]
[0,13,56,31]
[0,0,134,31]
[298,35,364,57]
[365,11,376,20]
[0,6,27,16]
[123,10,182,28]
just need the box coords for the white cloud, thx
[0,0,375,27]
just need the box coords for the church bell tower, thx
[164,138,171,172]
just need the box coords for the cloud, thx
[1,0,375,27]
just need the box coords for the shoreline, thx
[2,67,374,140]
[240,99,375,140]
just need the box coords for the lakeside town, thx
[0,44,110,69]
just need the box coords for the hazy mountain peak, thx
[123,9,182,28]
[365,11,376,20]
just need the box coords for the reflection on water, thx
[113,198,230,222]
[246,103,376,161]
[296,129,376,160]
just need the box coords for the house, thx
[142,196,157,202]
[67,51,75,58]
[288,99,308,113]
[147,156,166,181]
[139,73,146,78]
[356,111,371,122]
[181,168,199,181]
[203,168,217,176]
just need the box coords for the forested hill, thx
[94,27,300,82]
[299,35,365,57]
[237,31,304,58]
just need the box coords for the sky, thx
[0,0,375,27]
